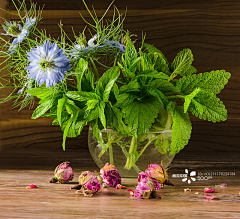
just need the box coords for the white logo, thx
[182,169,196,184]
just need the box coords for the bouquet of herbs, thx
[0,0,231,170]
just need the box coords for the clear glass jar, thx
[88,127,175,177]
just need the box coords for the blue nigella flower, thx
[26,40,71,87]
[1,17,36,54]
[71,34,125,57]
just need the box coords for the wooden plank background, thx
[0,0,240,169]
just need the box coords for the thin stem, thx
[108,144,114,165]
[90,58,100,79]
[167,95,185,100]
[117,141,141,174]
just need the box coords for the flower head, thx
[1,18,36,54]
[50,161,74,183]
[71,171,101,197]
[145,164,168,185]
[100,163,121,187]
[26,40,71,87]
[138,171,161,190]
[134,179,154,199]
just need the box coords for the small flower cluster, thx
[128,164,174,199]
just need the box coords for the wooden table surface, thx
[0,148,239,219]
[0,170,239,219]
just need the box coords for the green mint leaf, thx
[57,95,67,126]
[75,58,88,91]
[95,66,120,101]
[26,87,54,100]
[118,61,136,78]
[167,102,192,155]
[144,52,170,74]
[150,79,180,94]
[183,88,201,113]
[147,87,168,107]
[99,101,106,128]
[66,91,101,101]
[32,98,57,119]
[105,105,132,136]
[176,70,231,95]
[122,97,161,138]
[135,69,169,80]
[171,48,194,76]
[143,43,169,65]
[86,99,100,110]
[125,40,137,67]
[84,106,99,122]
[187,90,227,122]
[119,82,140,94]
[115,93,136,107]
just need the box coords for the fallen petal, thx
[116,184,126,189]
[204,194,217,201]
[26,184,38,189]
[204,188,215,193]
[127,189,134,196]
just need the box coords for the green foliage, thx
[167,102,192,155]
[0,0,231,167]
[177,70,231,95]
[186,90,228,122]
[122,97,161,138]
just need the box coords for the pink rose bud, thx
[145,164,168,185]
[50,161,74,183]
[100,163,121,187]
[116,184,126,189]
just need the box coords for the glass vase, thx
[88,127,175,177]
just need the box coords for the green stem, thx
[167,95,185,100]
[109,144,114,165]
[90,58,100,79]
[125,136,137,169]
[117,141,141,174]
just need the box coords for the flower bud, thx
[50,161,74,183]
[100,163,121,188]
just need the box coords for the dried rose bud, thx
[116,184,126,189]
[145,164,167,184]
[72,171,101,197]
[138,172,161,190]
[50,161,74,184]
[134,179,154,199]
[100,163,121,188]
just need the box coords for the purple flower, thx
[134,179,154,199]
[72,171,102,197]
[50,161,74,183]
[138,171,161,190]
[100,163,121,187]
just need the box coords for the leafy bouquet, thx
[0,1,230,171]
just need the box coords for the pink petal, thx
[26,184,38,189]
[204,188,215,193]
[127,189,134,196]
[204,194,217,200]
[116,184,126,189]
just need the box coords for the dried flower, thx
[71,171,101,197]
[50,161,74,183]
[133,179,155,199]
[138,172,161,190]
[100,163,121,188]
